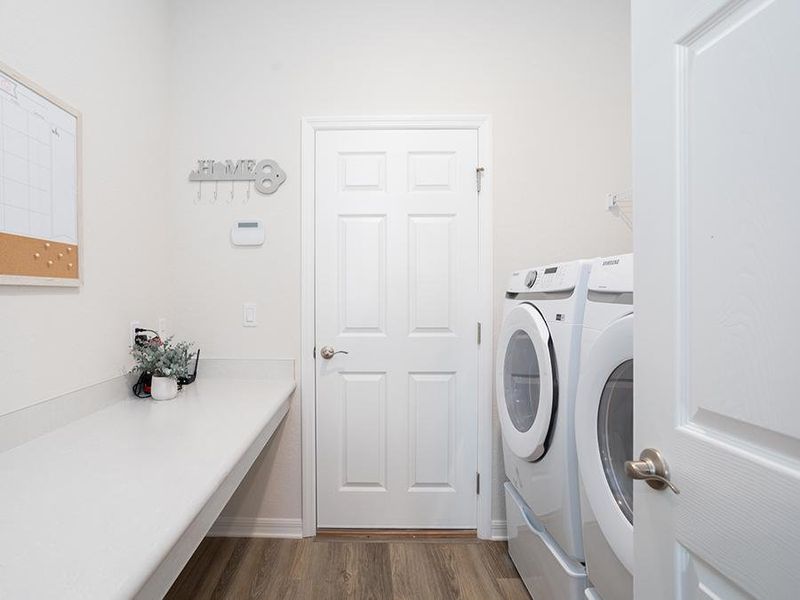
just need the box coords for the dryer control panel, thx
[588,254,633,294]
[507,260,589,294]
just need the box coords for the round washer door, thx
[496,303,555,462]
[576,313,634,573]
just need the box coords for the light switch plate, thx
[242,303,257,327]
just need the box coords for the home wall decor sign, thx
[189,159,286,201]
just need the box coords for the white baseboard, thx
[208,516,303,539]
[491,519,508,541]
[209,516,501,541]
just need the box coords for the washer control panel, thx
[588,254,633,294]
[507,260,584,294]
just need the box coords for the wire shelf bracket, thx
[607,190,633,230]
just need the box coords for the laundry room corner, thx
[3,0,799,598]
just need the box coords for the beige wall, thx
[0,1,171,417]
[166,0,633,523]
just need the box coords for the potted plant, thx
[130,336,195,400]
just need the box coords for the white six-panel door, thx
[315,129,479,528]
[633,0,800,597]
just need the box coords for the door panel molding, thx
[301,115,493,537]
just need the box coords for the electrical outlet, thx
[130,320,141,348]
[157,317,168,339]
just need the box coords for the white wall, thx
[0,0,630,527]
[166,0,632,525]
[0,1,171,417]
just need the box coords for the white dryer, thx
[498,259,592,600]
[575,254,634,600]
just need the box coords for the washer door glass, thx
[503,330,540,432]
[597,359,634,523]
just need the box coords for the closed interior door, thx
[315,129,479,528]
[634,0,800,597]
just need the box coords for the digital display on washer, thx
[544,267,557,274]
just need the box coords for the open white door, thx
[633,1,800,598]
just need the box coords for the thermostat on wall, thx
[231,220,265,246]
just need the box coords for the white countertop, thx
[0,376,295,599]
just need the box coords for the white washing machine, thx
[498,259,592,600]
[575,254,634,600]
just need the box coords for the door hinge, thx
[476,472,481,495]
[477,322,482,345]
[476,167,485,192]
[313,346,316,359]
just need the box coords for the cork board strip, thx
[0,232,79,280]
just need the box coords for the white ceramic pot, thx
[150,376,179,401]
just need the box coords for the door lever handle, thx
[319,345,349,360]
[625,448,680,494]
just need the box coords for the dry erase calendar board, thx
[0,62,81,286]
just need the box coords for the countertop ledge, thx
[0,376,295,600]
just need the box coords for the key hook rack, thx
[190,158,286,204]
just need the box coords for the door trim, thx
[300,115,493,538]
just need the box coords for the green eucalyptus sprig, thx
[130,336,195,379]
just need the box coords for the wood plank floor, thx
[165,536,530,600]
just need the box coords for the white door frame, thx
[301,115,493,538]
